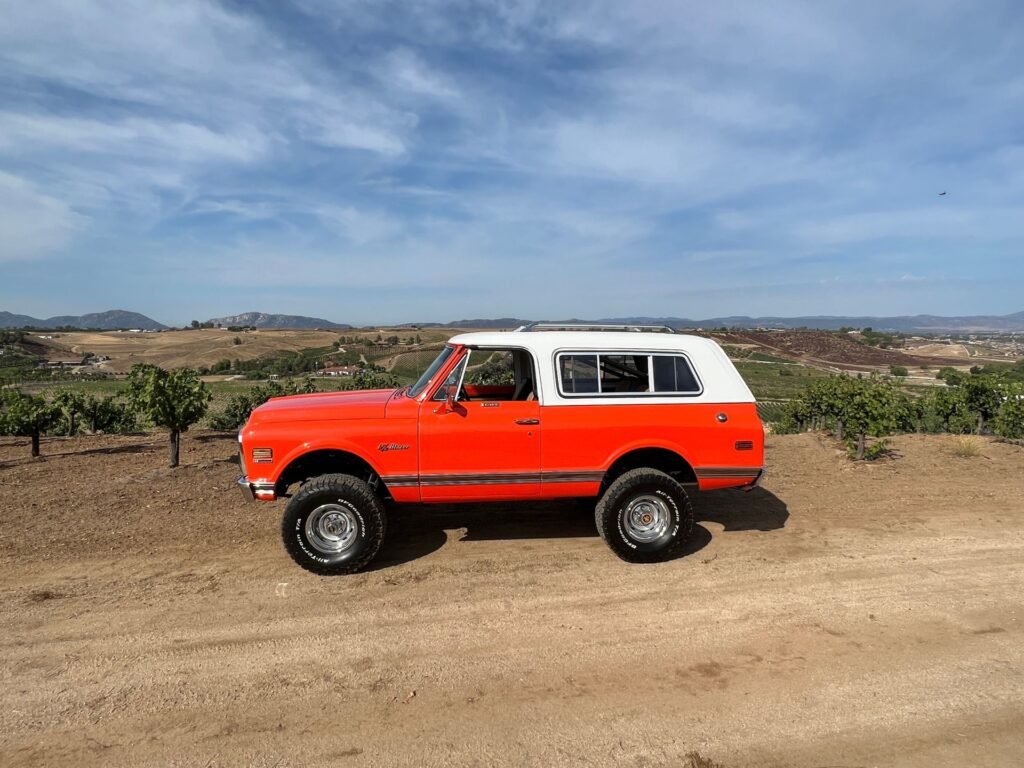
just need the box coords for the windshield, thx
[408,345,456,398]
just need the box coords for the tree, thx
[351,363,398,390]
[0,389,60,457]
[889,365,908,377]
[843,377,906,459]
[53,387,88,436]
[936,367,965,385]
[960,376,1005,434]
[82,394,137,434]
[994,387,1024,439]
[777,375,914,459]
[126,364,211,467]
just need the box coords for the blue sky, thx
[1,0,1022,325]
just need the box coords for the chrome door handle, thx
[515,418,540,425]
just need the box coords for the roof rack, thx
[515,322,679,334]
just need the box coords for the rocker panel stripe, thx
[381,468,761,487]
[381,471,604,487]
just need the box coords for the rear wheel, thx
[281,474,386,575]
[595,468,693,562]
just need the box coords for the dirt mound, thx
[2,432,1023,766]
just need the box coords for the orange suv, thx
[238,324,764,574]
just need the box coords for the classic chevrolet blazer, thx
[238,324,764,574]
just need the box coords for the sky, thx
[1,0,1022,326]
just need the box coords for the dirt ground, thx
[1,432,1023,767]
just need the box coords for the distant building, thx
[322,365,357,377]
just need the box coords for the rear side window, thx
[560,354,599,393]
[557,352,701,397]
[600,355,650,393]
[653,355,700,393]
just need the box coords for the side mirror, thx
[434,384,459,414]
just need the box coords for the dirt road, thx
[2,432,1022,767]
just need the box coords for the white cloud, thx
[382,49,460,101]
[0,172,83,261]
[0,113,268,165]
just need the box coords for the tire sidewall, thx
[597,470,693,562]
[282,475,386,574]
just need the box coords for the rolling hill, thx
[205,312,351,330]
[0,310,166,330]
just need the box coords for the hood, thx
[251,389,397,423]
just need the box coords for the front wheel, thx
[595,468,694,563]
[281,474,386,575]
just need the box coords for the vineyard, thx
[775,370,1024,459]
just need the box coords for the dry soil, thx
[1,432,1023,767]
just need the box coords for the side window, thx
[465,350,515,385]
[599,355,650,393]
[652,355,700,393]
[559,354,599,393]
[557,351,702,396]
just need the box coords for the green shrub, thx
[994,389,1024,439]
[209,378,317,431]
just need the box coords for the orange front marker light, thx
[252,448,274,464]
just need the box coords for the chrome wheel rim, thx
[305,504,359,555]
[623,494,671,543]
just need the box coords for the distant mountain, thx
[206,312,351,330]
[0,311,41,328]
[442,318,532,329]
[411,312,1024,333]
[0,309,166,330]
[599,312,1024,333]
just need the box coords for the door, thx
[417,350,542,501]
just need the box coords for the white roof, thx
[449,330,715,354]
[446,330,755,404]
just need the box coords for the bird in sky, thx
[938,191,947,196]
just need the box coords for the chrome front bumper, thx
[237,476,276,501]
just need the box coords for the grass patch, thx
[949,435,985,458]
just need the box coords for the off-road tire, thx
[281,474,386,575]
[595,468,694,563]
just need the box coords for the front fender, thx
[270,438,384,485]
